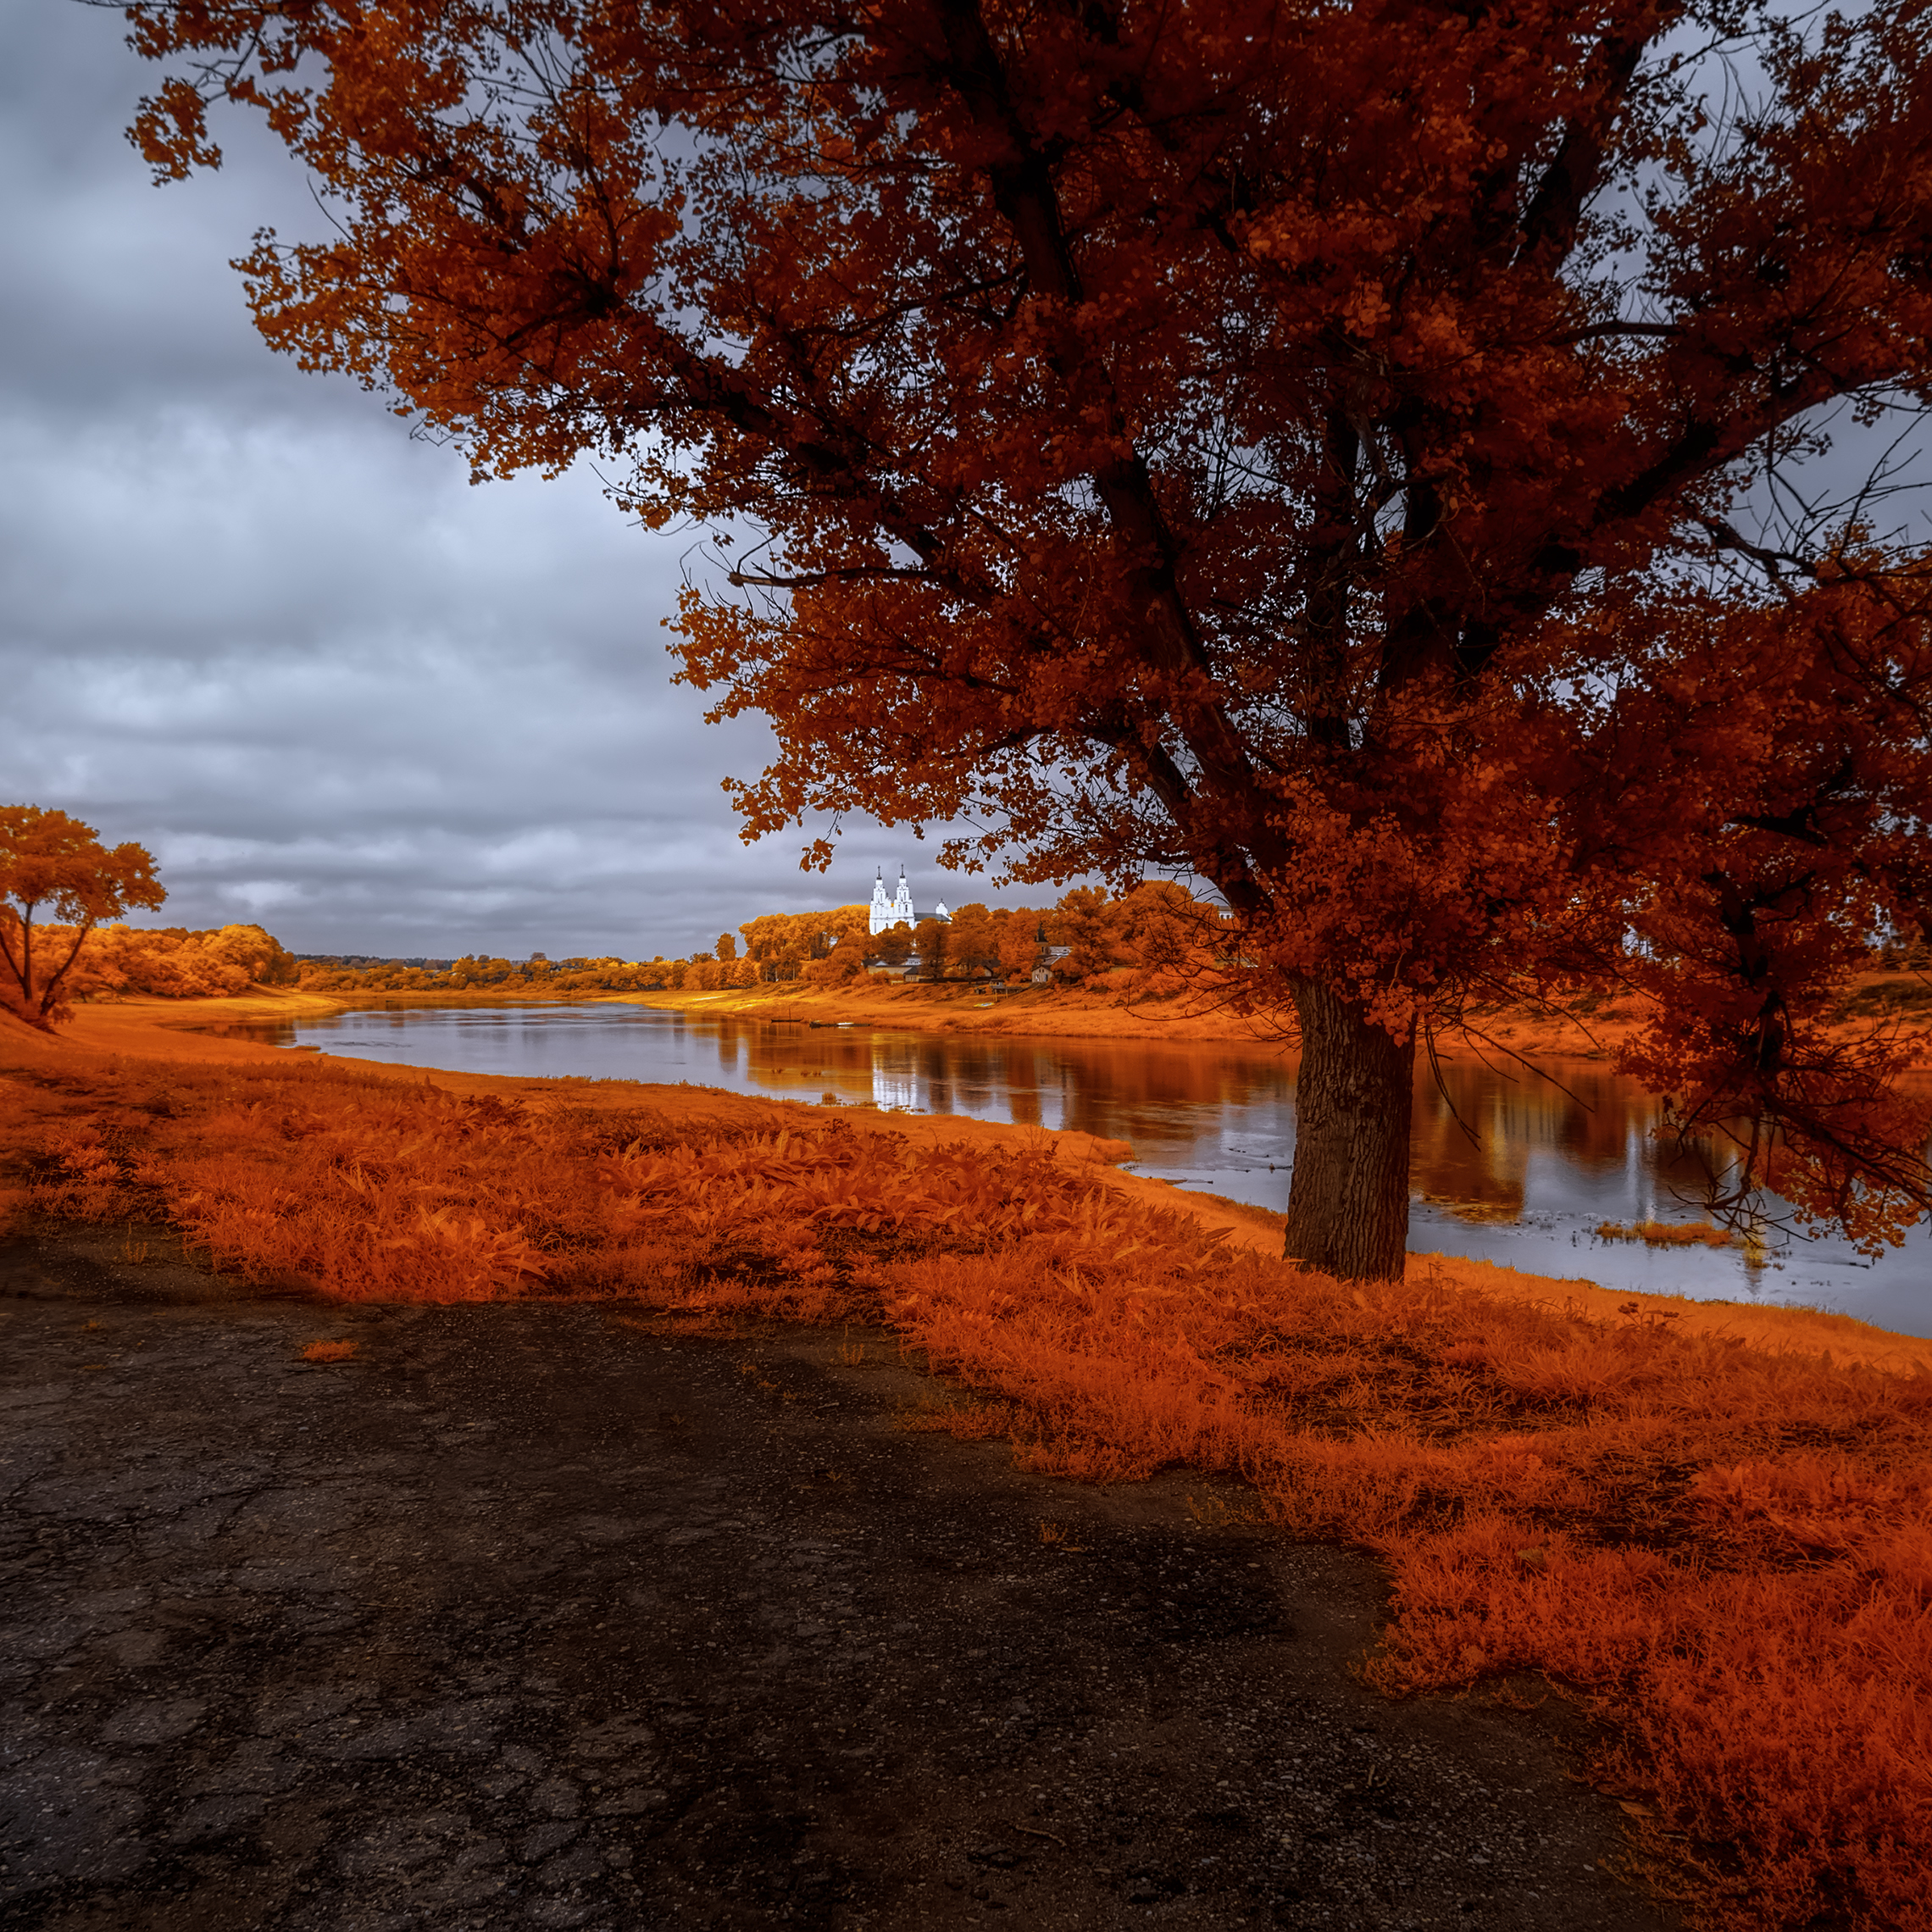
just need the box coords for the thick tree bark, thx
[1280,978,1417,1282]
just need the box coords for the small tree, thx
[0,807,164,1030]
[996,919,1044,988]
[947,904,999,981]
[1049,888,1130,985]
[913,918,950,981]
[803,934,865,984]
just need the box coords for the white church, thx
[868,867,949,936]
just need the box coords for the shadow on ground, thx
[0,1225,1678,1930]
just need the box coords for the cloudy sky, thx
[0,4,985,962]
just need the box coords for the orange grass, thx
[1596,1219,1738,1250]
[299,1340,358,1363]
[4,1049,1929,1932]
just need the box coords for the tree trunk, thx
[1280,977,1416,1281]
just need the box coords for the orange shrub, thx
[47,921,299,1000]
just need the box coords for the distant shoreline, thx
[86,972,1931,1072]
[613,977,1678,1059]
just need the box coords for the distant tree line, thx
[293,954,677,995]
[281,881,1241,998]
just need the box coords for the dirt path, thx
[0,1228,1675,1932]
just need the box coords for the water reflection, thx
[184,1002,1930,1335]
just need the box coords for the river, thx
[192,1001,1931,1337]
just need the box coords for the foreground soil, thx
[0,1226,1675,1932]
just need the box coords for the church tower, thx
[891,866,915,929]
[868,868,894,937]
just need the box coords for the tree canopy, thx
[125,0,1932,1273]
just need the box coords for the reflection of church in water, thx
[869,868,949,1111]
[868,867,950,936]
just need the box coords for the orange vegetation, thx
[2,1020,1927,1932]
[69,924,300,1001]
[5,919,302,1020]
[298,1339,358,1363]
[1596,1220,1737,1252]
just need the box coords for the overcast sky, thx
[0,4,994,961]
[9,9,1920,966]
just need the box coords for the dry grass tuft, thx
[1596,1218,1735,1249]
[3,1048,1928,1932]
[298,1340,358,1364]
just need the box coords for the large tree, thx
[124,0,1932,1275]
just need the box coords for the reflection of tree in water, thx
[715,1016,1786,1232]
[1410,1059,1813,1230]
[725,1020,1308,1140]
[1415,1062,1655,1221]
[1032,1043,1293,1149]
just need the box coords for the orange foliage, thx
[0,806,165,1027]
[64,922,298,1001]
[737,904,869,981]
[8,1047,1929,1931]
[0,811,303,1019]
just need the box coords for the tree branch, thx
[1513,6,1676,275]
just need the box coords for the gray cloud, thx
[0,4,983,960]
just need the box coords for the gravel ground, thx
[0,1224,1679,1930]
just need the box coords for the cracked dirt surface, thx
[0,1226,1679,1929]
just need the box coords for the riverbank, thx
[620,977,1652,1056]
[80,969,1929,1070]
[5,994,1932,1927]
[84,975,1313,1046]
[622,974,1932,1071]
[78,972,1641,1055]
[19,993,1924,1367]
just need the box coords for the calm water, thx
[192,1002,1931,1336]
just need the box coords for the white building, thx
[868,867,951,937]
[869,867,908,935]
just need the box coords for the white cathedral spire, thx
[868,864,924,935]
